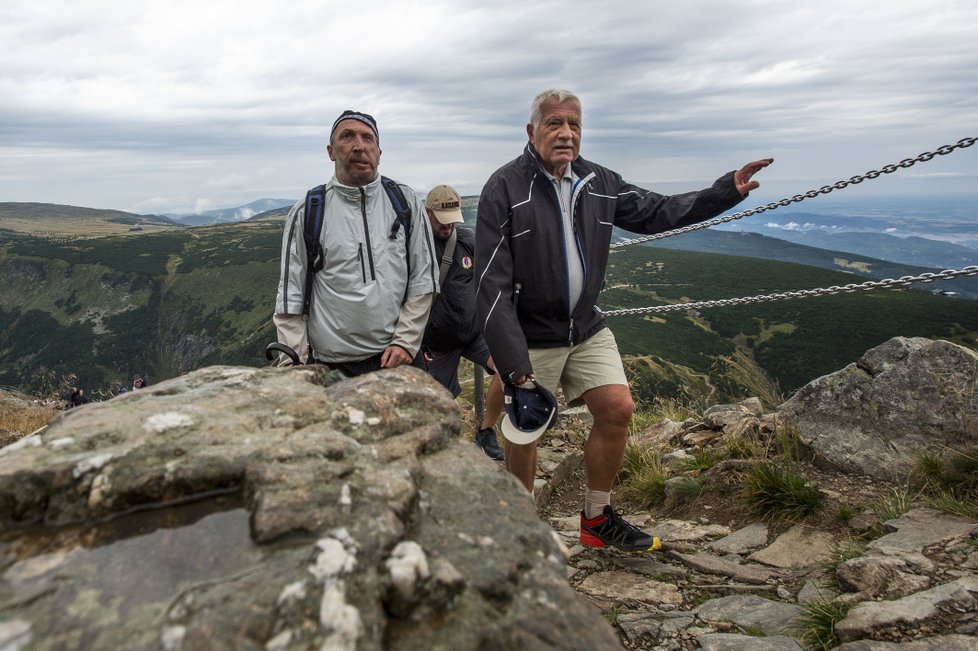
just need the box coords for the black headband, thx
[330,110,379,141]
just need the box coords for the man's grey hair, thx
[529,88,581,128]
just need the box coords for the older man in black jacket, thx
[475,88,772,551]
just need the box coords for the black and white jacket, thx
[475,142,745,382]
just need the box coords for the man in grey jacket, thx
[274,110,438,375]
[475,88,772,552]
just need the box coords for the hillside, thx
[0,221,280,397]
[644,229,978,298]
[0,202,180,238]
[603,246,978,406]
[168,198,296,226]
[2,222,976,407]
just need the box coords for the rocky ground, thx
[462,404,978,651]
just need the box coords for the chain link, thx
[610,137,977,249]
[601,266,978,317]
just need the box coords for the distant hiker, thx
[413,184,506,461]
[68,387,89,408]
[273,110,438,376]
[475,88,773,552]
[132,374,145,391]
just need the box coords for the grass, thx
[721,434,765,459]
[617,441,667,507]
[665,476,705,508]
[677,448,723,473]
[925,490,978,520]
[0,389,59,447]
[818,538,867,588]
[628,396,696,436]
[789,598,851,650]
[867,487,918,536]
[916,448,978,497]
[741,461,826,522]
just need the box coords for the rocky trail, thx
[520,407,978,651]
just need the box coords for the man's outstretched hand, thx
[734,158,774,195]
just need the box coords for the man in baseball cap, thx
[413,184,506,460]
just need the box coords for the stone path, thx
[528,416,978,650]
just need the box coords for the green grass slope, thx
[1,224,975,408]
[603,246,978,408]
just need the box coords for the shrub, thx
[618,442,667,507]
[741,461,825,522]
[789,598,851,650]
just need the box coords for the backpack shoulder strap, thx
[438,228,458,288]
[380,176,414,300]
[301,184,326,318]
[381,176,412,241]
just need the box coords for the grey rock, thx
[748,525,835,569]
[869,508,977,554]
[635,418,684,447]
[694,594,801,636]
[702,398,764,438]
[672,552,779,585]
[576,571,683,605]
[697,633,803,650]
[613,556,688,580]
[836,634,978,650]
[0,365,620,650]
[778,337,978,481]
[835,575,978,643]
[797,578,838,605]
[616,610,694,646]
[648,520,731,543]
[707,523,769,555]
[837,554,932,599]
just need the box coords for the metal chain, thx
[601,266,978,317]
[610,137,977,249]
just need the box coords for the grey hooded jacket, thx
[275,175,438,363]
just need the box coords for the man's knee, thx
[585,385,634,428]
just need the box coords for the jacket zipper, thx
[357,243,366,283]
[568,176,588,344]
[359,188,376,280]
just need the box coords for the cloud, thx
[1,0,977,212]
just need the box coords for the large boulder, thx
[0,365,619,650]
[777,337,978,481]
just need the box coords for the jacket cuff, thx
[391,293,434,357]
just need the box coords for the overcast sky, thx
[1,0,976,215]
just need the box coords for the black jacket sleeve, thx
[474,178,532,382]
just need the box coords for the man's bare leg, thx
[581,384,634,492]
[503,439,537,492]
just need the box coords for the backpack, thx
[300,176,412,318]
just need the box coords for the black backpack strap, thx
[381,176,413,299]
[381,176,412,242]
[301,184,327,318]
[438,227,458,288]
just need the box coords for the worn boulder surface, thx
[0,365,618,650]
[777,337,978,481]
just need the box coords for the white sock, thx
[584,489,611,520]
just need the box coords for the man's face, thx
[426,209,455,240]
[527,97,582,177]
[328,120,381,186]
